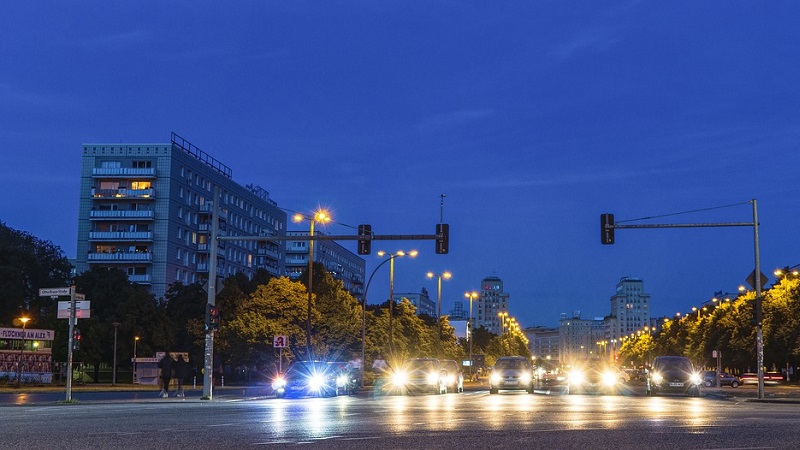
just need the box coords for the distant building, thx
[76,133,290,300]
[558,311,605,363]
[608,277,651,341]
[476,276,509,335]
[449,300,466,320]
[523,326,560,361]
[393,287,435,317]
[284,230,365,298]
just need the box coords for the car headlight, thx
[690,373,703,385]
[490,373,502,384]
[427,372,440,384]
[520,373,532,384]
[601,371,617,387]
[652,373,663,384]
[446,375,455,384]
[271,377,286,390]
[308,374,326,391]
[392,371,408,386]
[337,374,349,387]
[569,370,585,385]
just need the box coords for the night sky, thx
[2,2,798,327]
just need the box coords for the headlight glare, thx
[690,373,703,385]
[520,373,532,384]
[490,373,502,384]
[427,372,439,384]
[601,371,617,387]
[308,374,325,391]
[652,373,663,384]
[392,371,407,386]
[569,370,585,385]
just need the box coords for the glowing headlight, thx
[490,373,502,384]
[652,373,663,384]
[337,374,349,387]
[520,373,532,384]
[271,377,286,390]
[392,371,408,386]
[426,372,440,384]
[308,374,325,391]
[690,373,703,385]
[569,370,585,385]
[446,375,455,384]
[601,371,618,387]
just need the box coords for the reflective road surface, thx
[2,390,799,449]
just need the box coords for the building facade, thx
[524,326,560,362]
[608,277,651,341]
[558,312,605,363]
[476,276,509,335]
[285,230,365,298]
[75,133,287,300]
[392,287,436,317]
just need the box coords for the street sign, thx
[273,335,288,348]
[39,287,71,297]
[746,270,769,290]
[57,301,91,319]
[74,293,86,301]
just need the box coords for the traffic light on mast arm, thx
[357,224,372,255]
[600,213,615,245]
[205,304,220,331]
[436,223,449,254]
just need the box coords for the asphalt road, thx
[2,384,800,449]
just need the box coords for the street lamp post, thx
[293,210,331,360]
[111,322,120,385]
[426,271,452,322]
[382,250,417,356]
[16,317,30,387]
[465,291,478,379]
[133,336,140,384]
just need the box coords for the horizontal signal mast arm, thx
[218,234,438,242]
[613,222,755,229]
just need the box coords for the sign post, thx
[274,335,288,373]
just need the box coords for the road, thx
[2,385,800,449]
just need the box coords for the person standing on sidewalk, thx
[158,353,175,398]
[174,355,189,398]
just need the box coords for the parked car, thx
[702,370,740,388]
[567,359,627,395]
[439,359,464,393]
[490,356,534,394]
[646,356,702,397]
[272,360,347,398]
[390,358,448,395]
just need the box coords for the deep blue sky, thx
[2,2,798,327]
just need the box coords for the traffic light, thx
[357,224,372,255]
[435,223,449,254]
[601,213,615,245]
[206,304,220,331]
[72,328,81,351]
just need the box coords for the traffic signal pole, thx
[202,188,220,400]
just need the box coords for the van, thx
[646,356,702,396]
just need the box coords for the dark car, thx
[702,370,740,388]
[646,356,702,397]
[490,356,534,394]
[390,358,447,395]
[439,359,464,393]
[567,359,627,395]
[272,361,348,398]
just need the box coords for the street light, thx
[426,271,452,321]
[16,317,30,387]
[379,250,418,356]
[111,322,120,385]
[465,291,478,378]
[498,311,508,335]
[293,209,332,360]
[133,336,140,384]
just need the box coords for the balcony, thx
[196,263,209,272]
[88,231,153,241]
[127,274,152,284]
[197,243,209,252]
[90,210,153,220]
[87,252,153,263]
[92,167,156,178]
[91,188,155,199]
[257,248,280,260]
[198,203,228,221]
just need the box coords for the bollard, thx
[221,375,224,387]
[193,376,197,389]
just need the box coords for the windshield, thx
[285,362,326,378]
[495,359,528,369]
[405,360,437,371]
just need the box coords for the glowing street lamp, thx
[465,291,479,378]
[133,336,140,384]
[426,271,452,321]
[293,209,332,359]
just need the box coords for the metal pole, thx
[133,337,138,383]
[437,276,442,322]
[469,295,474,379]
[361,256,395,388]
[66,286,76,401]
[388,256,395,356]
[203,188,220,400]
[752,199,765,400]
[16,320,28,388]
[112,322,120,385]
[306,220,315,360]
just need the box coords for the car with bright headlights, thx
[567,360,626,395]
[272,360,349,398]
[489,356,534,394]
[390,358,448,395]
[439,359,464,393]
[646,356,702,397]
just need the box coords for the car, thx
[489,356,534,394]
[567,360,627,395]
[702,370,740,388]
[272,360,349,398]
[740,372,783,385]
[390,358,448,395]
[646,356,702,397]
[439,359,464,393]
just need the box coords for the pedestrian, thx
[174,355,189,398]
[158,352,175,398]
